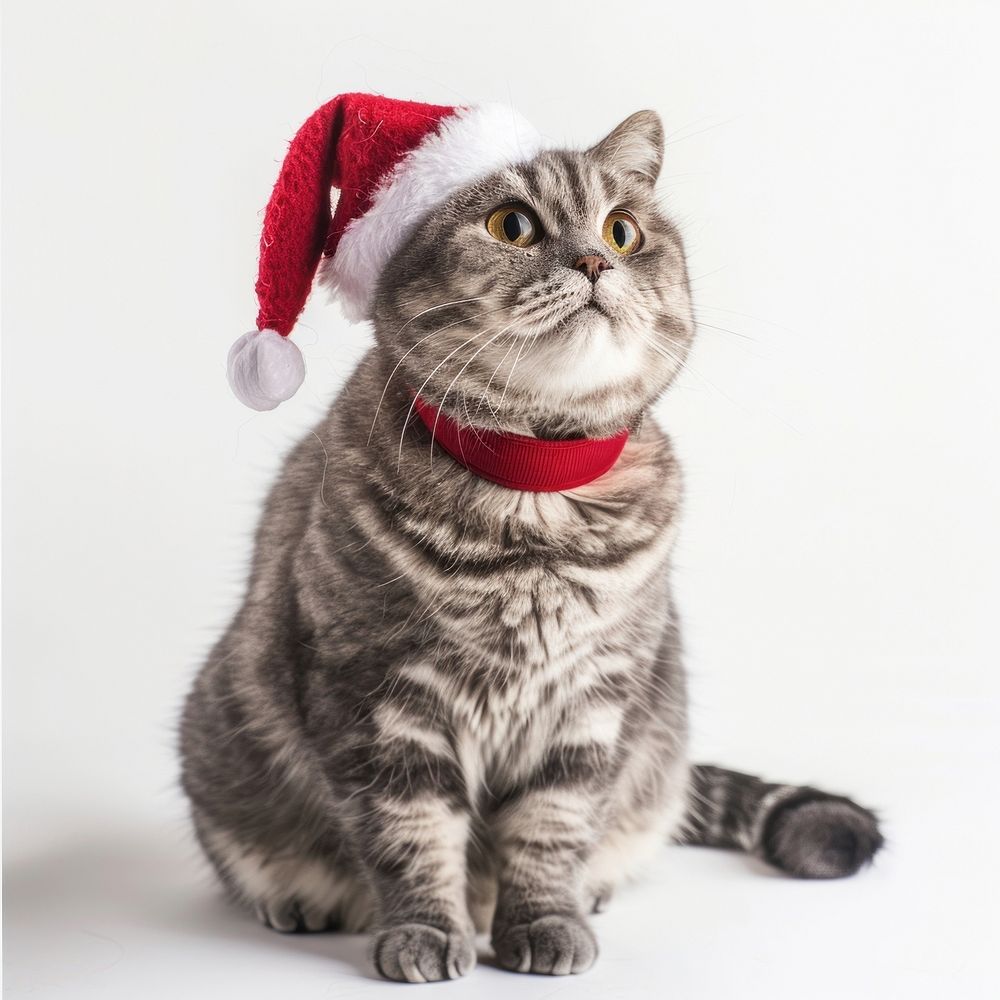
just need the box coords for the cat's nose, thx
[573,255,613,283]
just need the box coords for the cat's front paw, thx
[492,914,597,975]
[372,922,475,982]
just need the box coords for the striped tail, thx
[677,764,883,879]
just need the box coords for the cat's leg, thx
[677,764,883,877]
[341,722,476,983]
[182,662,378,935]
[352,794,475,982]
[489,709,623,978]
[193,812,375,933]
[585,754,692,912]
[490,786,602,975]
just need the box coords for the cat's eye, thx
[602,210,642,255]
[486,204,542,247]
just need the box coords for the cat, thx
[180,108,882,982]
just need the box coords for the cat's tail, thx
[675,764,884,878]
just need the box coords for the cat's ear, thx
[588,110,664,184]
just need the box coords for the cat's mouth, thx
[509,278,617,336]
[584,298,610,317]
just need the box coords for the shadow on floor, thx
[3,823,375,983]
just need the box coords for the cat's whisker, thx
[634,280,687,293]
[636,266,726,294]
[472,331,519,424]
[636,332,736,403]
[393,295,489,338]
[695,302,787,333]
[396,326,496,472]
[367,305,508,446]
[429,322,521,466]
[492,322,552,425]
[694,319,759,343]
[394,279,487,309]
[497,334,530,415]
[634,332,685,368]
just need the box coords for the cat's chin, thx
[514,314,649,400]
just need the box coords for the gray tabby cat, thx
[180,110,882,981]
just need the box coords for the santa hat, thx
[227,93,544,410]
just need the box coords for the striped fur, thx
[180,111,881,982]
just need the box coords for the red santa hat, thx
[227,92,544,410]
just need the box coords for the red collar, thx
[411,394,630,492]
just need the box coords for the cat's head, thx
[373,112,694,438]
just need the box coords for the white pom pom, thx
[226,329,305,411]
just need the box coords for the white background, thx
[4,1,999,996]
